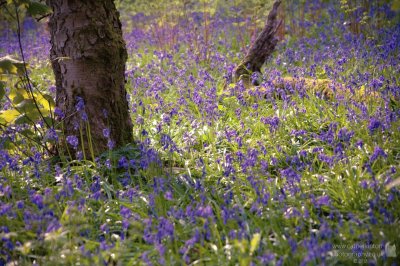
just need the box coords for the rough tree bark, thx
[46,0,133,158]
[233,0,282,87]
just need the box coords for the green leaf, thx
[27,1,51,17]
[0,56,25,75]
[16,99,37,113]
[43,116,55,127]
[0,81,5,100]
[12,93,25,104]
[16,99,49,121]
[14,114,31,125]
[21,129,36,137]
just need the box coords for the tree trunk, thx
[233,0,281,87]
[46,0,133,159]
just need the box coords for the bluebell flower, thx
[118,156,129,169]
[155,217,174,243]
[75,96,85,111]
[54,107,64,119]
[196,205,213,218]
[31,193,44,209]
[107,139,115,150]
[16,200,24,209]
[141,251,153,266]
[120,206,132,219]
[180,229,200,255]
[356,140,364,148]
[81,112,88,121]
[45,128,59,142]
[318,153,334,166]
[288,238,298,253]
[338,127,354,142]
[261,116,280,133]
[97,107,107,118]
[368,118,381,134]
[76,151,83,160]
[281,167,301,183]
[100,240,114,251]
[66,135,79,149]
[370,146,387,162]
[164,191,173,201]
[136,116,144,125]
[90,177,101,193]
[0,203,12,216]
[315,195,331,207]
[100,223,109,233]
[103,128,110,138]
[46,220,61,233]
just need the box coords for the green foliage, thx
[0,56,25,75]
[0,0,55,154]
[25,0,51,18]
[0,81,5,100]
[0,87,54,123]
[0,56,55,153]
[0,0,49,32]
[339,0,399,35]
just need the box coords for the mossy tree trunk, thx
[233,0,282,86]
[46,0,133,158]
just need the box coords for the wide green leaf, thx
[16,99,37,113]
[14,114,32,125]
[27,1,51,17]
[12,92,25,105]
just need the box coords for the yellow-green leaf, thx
[392,0,400,11]
[36,93,55,110]
[234,239,247,254]
[0,109,21,123]
[249,233,261,255]
[228,83,236,89]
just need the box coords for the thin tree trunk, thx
[232,0,281,86]
[47,0,132,158]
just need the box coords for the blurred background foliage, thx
[0,0,49,32]
[113,0,400,37]
[1,0,399,41]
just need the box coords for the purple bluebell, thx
[66,135,79,149]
